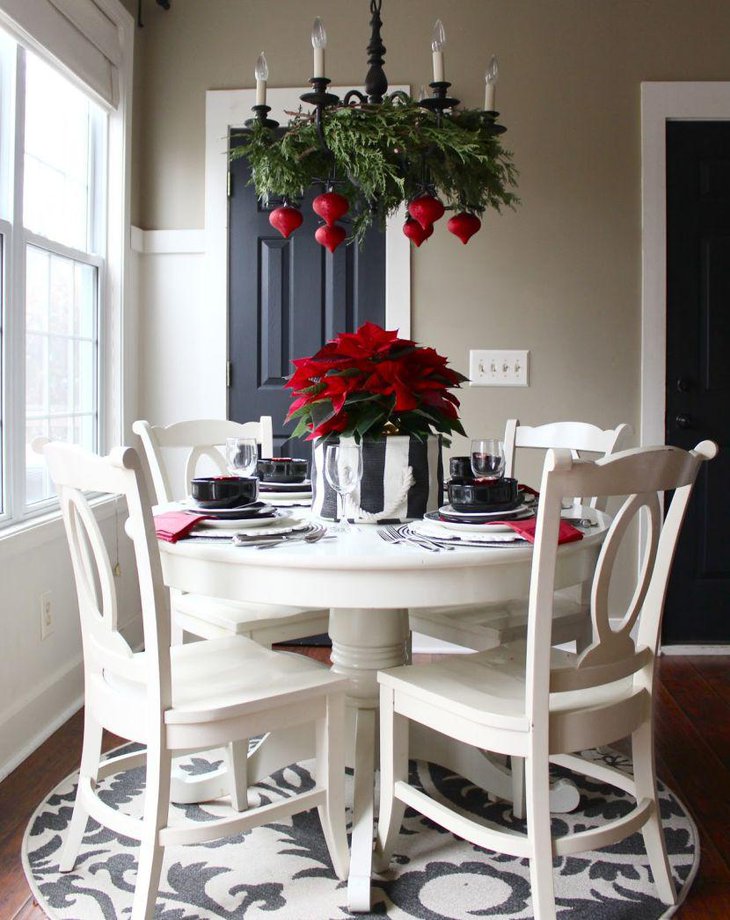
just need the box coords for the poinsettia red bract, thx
[285,322,467,443]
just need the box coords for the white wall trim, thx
[204,87,412,417]
[660,644,730,656]
[131,226,205,255]
[0,656,83,782]
[640,82,730,447]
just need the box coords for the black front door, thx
[664,121,730,644]
[227,148,386,456]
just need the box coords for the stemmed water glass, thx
[225,437,259,478]
[324,442,363,533]
[470,438,505,480]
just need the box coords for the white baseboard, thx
[0,655,84,782]
[660,644,730,656]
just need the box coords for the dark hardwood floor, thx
[2,650,728,919]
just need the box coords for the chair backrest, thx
[132,417,274,503]
[525,441,717,725]
[33,439,172,713]
[503,419,631,510]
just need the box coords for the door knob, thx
[676,377,691,393]
[675,414,693,429]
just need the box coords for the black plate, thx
[188,500,275,520]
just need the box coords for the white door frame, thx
[640,82,730,447]
[204,87,412,414]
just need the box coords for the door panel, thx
[664,121,730,643]
[228,149,385,456]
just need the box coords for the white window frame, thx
[0,0,133,533]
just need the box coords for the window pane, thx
[23,53,99,251]
[25,246,97,505]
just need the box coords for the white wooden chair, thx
[376,440,716,920]
[133,418,330,645]
[35,438,349,920]
[409,420,632,653]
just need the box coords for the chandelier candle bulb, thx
[431,19,446,82]
[484,55,498,111]
[255,52,268,107]
[312,17,326,78]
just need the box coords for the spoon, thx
[254,529,332,549]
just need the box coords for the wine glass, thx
[225,437,258,478]
[324,442,363,533]
[470,438,505,480]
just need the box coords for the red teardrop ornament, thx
[447,212,482,244]
[315,222,347,253]
[269,205,303,239]
[312,191,350,226]
[402,217,433,247]
[408,194,445,230]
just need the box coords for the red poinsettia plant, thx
[285,322,468,443]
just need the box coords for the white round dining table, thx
[158,514,608,912]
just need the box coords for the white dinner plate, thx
[410,520,526,543]
[423,510,532,534]
[197,510,296,531]
[437,502,532,521]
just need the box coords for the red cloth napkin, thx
[154,511,208,543]
[518,483,540,498]
[491,516,583,544]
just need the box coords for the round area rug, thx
[23,746,698,920]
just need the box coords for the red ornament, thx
[315,223,347,253]
[447,212,482,244]
[408,194,445,230]
[269,205,303,239]
[402,217,433,247]
[312,191,349,226]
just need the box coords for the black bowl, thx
[190,476,258,509]
[447,476,520,513]
[256,457,309,484]
[449,456,473,480]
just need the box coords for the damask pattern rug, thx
[22,746,698,919]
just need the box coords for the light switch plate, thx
[469,349,529,387]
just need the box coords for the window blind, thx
[0,0,123,107]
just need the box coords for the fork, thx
[378,525,442,552]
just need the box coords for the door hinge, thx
[227,171,232,198]
[226,361,232,387]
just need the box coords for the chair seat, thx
[409,597,588,652]
[107,636,345,724]
[380,641,640,738]
[172,590,328,632]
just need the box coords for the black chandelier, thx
[232,0,517,250]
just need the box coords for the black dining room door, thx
[664,121,730,644]
[227,147,386,458]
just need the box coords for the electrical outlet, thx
[469,349,529,387]
[40,591,54,640]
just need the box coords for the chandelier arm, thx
[343,90,368,107]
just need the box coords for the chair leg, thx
[632,719,677,905]
[315,692,349,881]
[131,741,172,920]
[525,752,556,920]
[510,755,526,820]
[60,709,103,872]
[225,740,249,812]
[374,685,409,873]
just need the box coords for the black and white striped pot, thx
[311,435,443,523]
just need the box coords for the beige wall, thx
[130,0,730,460]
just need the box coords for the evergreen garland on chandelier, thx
[230,2,519,250]
[230,97,518,245]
